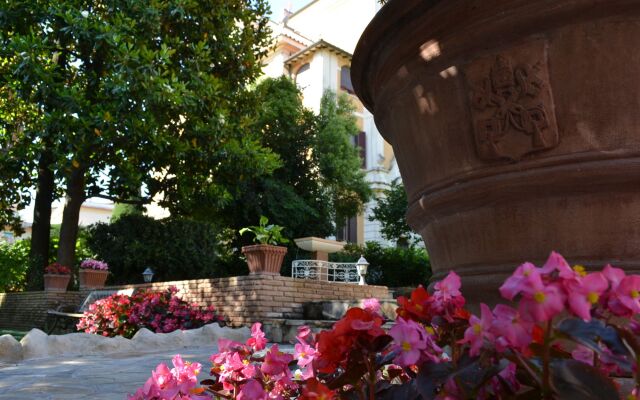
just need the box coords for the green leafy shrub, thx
[239,216,289,245]
[86,215,221,284]
[0,239,29,292]
[330,242,431,287]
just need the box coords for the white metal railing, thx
[291,260,359,283]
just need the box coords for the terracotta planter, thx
[44,274,71,292]
[242,244,287,275]
[79,269,109,289]
[352,0,640,305]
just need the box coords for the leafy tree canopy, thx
[369,179,414,245]
[215,77,371,240]
[0,0,280,266]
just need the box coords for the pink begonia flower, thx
[247,322,267,351]
[566,272,608,321]
[151,363,180,399]
[461,303,494,356]
[237,379,268,400]
[602,264,632,316]
[296,325,312,344]
[389,318,428,366]
[430,271,466,321]
[490,304,533,352]
[241,361,257,379]
[261,344,294,376]
[571,344,594,366]
[434,271,462,301]
[518,283,565,322]
[362,298,381,315]
[603,264,625,289]
[499,262,543,301]
[294,341,316,368]
[129,355,212,400]
[539,251,572,277]
[615,275,640,314]
[228,351,248,370]
[215,338,246,355]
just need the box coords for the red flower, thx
[299,378,336,400]
[315,307,385,373]
[396,285,432,322]
[44,263,71,275]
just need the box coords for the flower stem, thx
[367,355,377,400]
[542,320,552,399]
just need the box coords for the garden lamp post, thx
[356,255,369,286]
[142,267,154,283]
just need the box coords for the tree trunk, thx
[57,168,85,268]
[26,152,55,290]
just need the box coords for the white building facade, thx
[263,0,400,245]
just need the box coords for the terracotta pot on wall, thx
[43,274,71,292]
[241,244,287,275]
[352,0,640,306]
[79,269,109,289]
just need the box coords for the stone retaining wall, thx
[0,275,390,330]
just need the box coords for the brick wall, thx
[0,275,390,330]
[0,291,84,330]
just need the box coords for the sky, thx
[267,0,311,21]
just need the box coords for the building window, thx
[352,131,367,169]
[295,63,312,99]
[336,217,358,243]
[295,63,310,80]
[340,66,354,94]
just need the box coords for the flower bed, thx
[130,252,640,399]
[77,287,221,339]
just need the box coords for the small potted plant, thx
[43,263,72,292]
[79,259,109,289]
[239,216,289,275]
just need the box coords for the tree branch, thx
[91,194,152,206]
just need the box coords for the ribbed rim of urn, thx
[352,0,640,115]
[352,0,440,113]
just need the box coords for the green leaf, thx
[550,359,620,400]
[415,361,453,400]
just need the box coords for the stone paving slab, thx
[0,344,270,399]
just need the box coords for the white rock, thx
[89,334,135,355]
[47,332,103,356]
[0,334,22,362]
[204,323,251,344]
[181,326,208,346]
[131,328,165,351]
[20,328,49,360]
[158,329,185,349]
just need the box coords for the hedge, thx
[86,215,226,284]
[330,242,431,288]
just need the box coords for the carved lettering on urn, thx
[465,41,559,161]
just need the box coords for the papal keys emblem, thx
[466,44,559,161]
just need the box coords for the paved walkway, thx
[0,345,224,399]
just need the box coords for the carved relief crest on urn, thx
[465,41,559,161]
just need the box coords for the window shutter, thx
[357,131,366,169]
[340,66,354,94]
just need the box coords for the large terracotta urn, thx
[352,0,640,305]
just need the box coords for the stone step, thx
[261,318,394,343]
[302,299,397,321]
